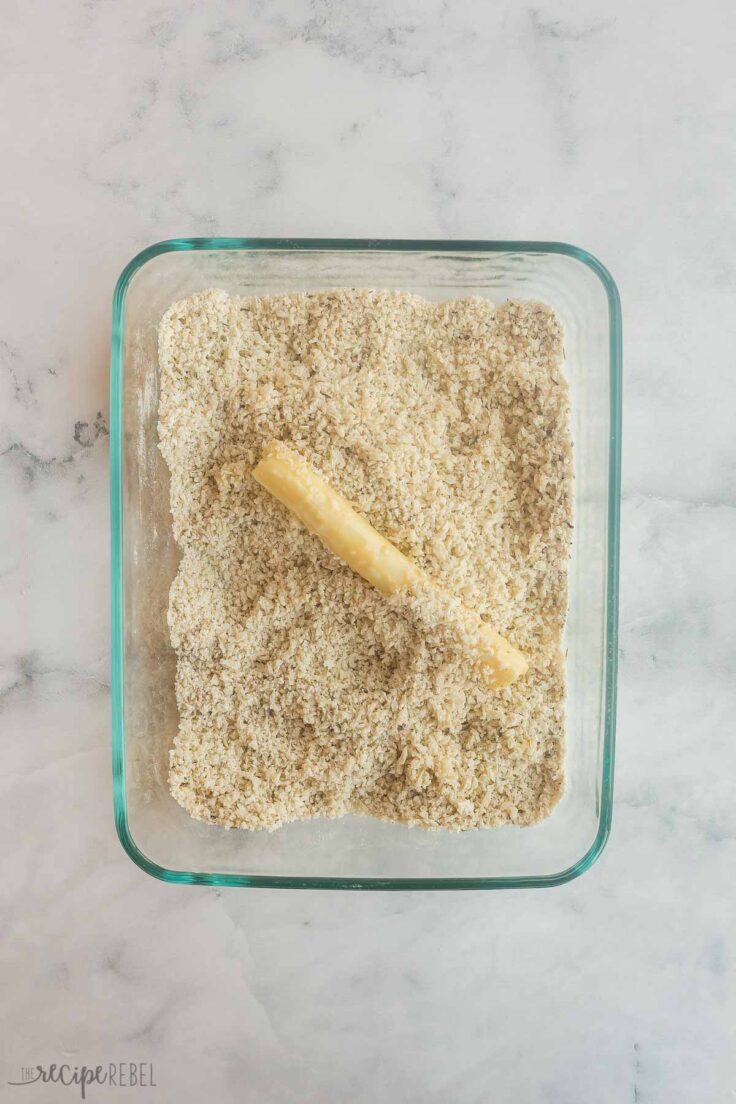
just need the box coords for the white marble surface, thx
[2,0,735,1100]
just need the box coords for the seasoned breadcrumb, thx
[158,289,572,831]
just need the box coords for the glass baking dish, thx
[110,238,621,889]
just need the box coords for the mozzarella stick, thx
[251,441,529,689]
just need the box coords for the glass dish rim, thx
[110,237,621,890]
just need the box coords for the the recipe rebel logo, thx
[7,1062,157,1099]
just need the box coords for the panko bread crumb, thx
[158,289,572,831]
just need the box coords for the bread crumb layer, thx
[158,289,572,831]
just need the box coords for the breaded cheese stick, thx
[251,441,528,690]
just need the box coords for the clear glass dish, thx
[110,238,621,889]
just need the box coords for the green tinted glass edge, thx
[110,238,621,890]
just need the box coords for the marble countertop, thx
[2,1,735,1100]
